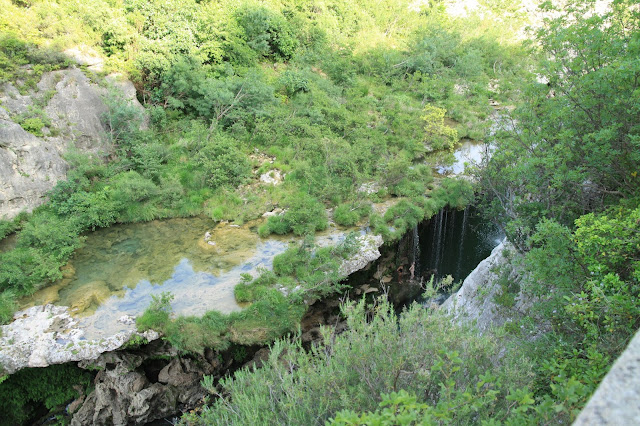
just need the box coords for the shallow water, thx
[20,217,292,339]
[436,138,487,175]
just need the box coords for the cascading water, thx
[455,207,469,278]
[419,206,503,283]
[410,226,420,281]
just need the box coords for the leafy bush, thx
[0,33,68,87]
[184,297,534,425]
[195,135,251,190]
[19,117,45,136]
[259,192,328,236]
[333,202,371,227]
[136,292,174,332]
[0,364,92,425]
[279,69,310,97]
[235,6,299,60]
[0,291,17,324]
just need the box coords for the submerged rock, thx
[69,280,111,314]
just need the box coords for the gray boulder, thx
[0,67,145,219]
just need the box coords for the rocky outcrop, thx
[0,106,68,219]
[442,241,530,332]
[70,346,221,426]
[574,328,640,425]
[339,234,384,277]
[0,67,145,219]
[0,304,159,375]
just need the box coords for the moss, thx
[0,364,92,425]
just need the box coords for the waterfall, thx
[454,207,468,277]
[418,206,501,284]
[433,209,445,275]
[410,225,420,280]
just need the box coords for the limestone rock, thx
[0,67,145,219]
[0,304,159,375]
[339,234,384,277]
[260,169,284,185]
[72,351,213,425]
[127,383,177,423]
[442,241,529,332]
[158,358,200,387]
[575,328,640,425]
[0,115,68,219]
[64,46,105,72]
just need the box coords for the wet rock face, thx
[71,347,218,426]
[0,67,145,219]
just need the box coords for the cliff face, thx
[442,241,531,332]
[0,67,144,219]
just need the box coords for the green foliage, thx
[260,192,328,236]
[0,291,17,324]
[163,311,230,354]
[184,297,534,425]
[0,214,24,240]
[122,334,149,349]
[235,5,299,61]
[508,203,640,421]
[0,33,68,89]
[278,69,310,97]
[0,364,92,425]
[331,390,430,425]
[101,87,146,153]
[18,117,45,136]
[136,291,174,332]
[479,0,640,248]
[422,105,458,152]
[333,202,371,227]
[195,134,251,190]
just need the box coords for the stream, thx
[15,134,498,340]
[20,217,291,339]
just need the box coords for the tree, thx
[478,0,640,249]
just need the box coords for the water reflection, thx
[436,139,487,175]
[20,217,290,338]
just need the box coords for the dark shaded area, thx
[0,363,94,426]
[418,206,503,283]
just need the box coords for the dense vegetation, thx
[0,0,520,324]
[1,0,638,424]
[0,364,93,425]
[185,1,639,424]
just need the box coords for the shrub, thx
[195,135,251,190]
[185,297,534,425]
[19,117,45,136]
[0,291,17,324]
[333,203,371,227]
[0,364,92,425]
[136,292,174,332]
[261,193,328,236]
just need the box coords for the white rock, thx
[260,169,284,185]
[118,315,136,325]
[0,304,159,375]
